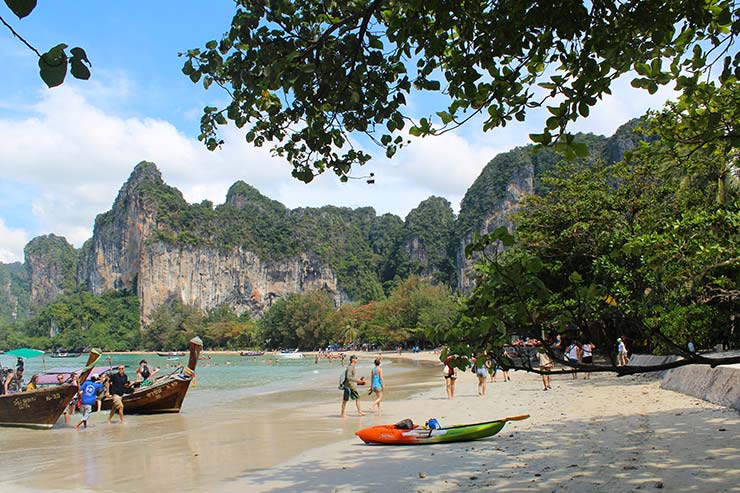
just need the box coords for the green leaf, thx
[69,47,91,80]
[38,44,68,88]
[524,256,543,273]
[368,37,383,50]
[571,142,589,157]
[70,58,91,80]
[5,0,37,19]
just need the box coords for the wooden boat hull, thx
[100,376,193,414]
[101,336,202,415]
[355,415,529,445]
[0,384,79,429]
[0,350,101,429]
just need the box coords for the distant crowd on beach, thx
[439,333,636,397]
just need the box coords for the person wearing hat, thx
[75,374,103,430]
[340,355,366,418]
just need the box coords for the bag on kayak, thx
[426,418,441,429]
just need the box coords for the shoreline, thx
[3,352,739,492]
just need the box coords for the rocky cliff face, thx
[78,162,346,323]
[7,120,647,324]
[78,161,163,296]
[456,163,535,292]
[454,119,645,293]
[24,234,77,309]
[139,243,345,321]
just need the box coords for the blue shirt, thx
[80,380,103,406]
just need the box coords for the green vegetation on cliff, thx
[24,234,78,295]
[0,263,30,323]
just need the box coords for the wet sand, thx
[0,357,439,492]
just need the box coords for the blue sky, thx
[0,2,678,262]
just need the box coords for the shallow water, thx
[0,354,439,492]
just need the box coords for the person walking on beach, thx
[581,341,595,379]
[472,356,489,396]
[538,346,554,390]
[565,341,581,379]
[75,375,103,430]
[500,353,511,382]
[368,358,384,415]
[617,338,629,366]
[443,355,457,399]
[106,365,131,424]
[340,355,366,418]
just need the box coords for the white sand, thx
[219,352,740,492]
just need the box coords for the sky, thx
[0,1,679,263]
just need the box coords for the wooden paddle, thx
[499,414,530,422]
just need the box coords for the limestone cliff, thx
[138,243,344,320]
[455,120,645,293]
[78,161,164,296]
[24,234,77,309]
[78,161,347,323]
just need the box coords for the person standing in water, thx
[368,358,384,415]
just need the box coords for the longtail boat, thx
[100,336,202,414]
[240,350,265,356]
[49,351,82,358]
[355,414,529,445]
[0,350,102,429]
[156,351,185,357]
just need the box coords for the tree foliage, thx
[444,82,740,374]
[187,0,739,181]
[1,0,91,87]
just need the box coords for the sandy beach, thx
[1,351,738,492]
[220,352,740,493]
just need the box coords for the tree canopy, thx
[186,0,739,181]
[441,81,740,375]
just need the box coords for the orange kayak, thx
[355,415,529,445]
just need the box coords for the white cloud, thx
[0,85,498,260]
[0,219,29,263]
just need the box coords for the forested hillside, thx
[0,120,644,350]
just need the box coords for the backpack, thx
[338,367,348,390]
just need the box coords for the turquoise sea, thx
[4,351,406,409]
[0,351,438,492]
